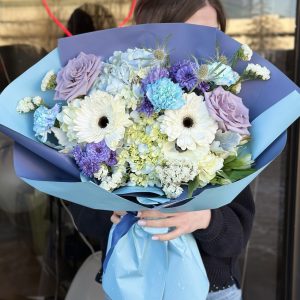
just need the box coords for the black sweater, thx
[69,186,254,291]
[193,186,255,291]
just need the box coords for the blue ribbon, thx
[102,212,138,273]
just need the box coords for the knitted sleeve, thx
[193,186,255,257]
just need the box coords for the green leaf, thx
[226,169,256,182]
[188,176,201,198]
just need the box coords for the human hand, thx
[137,210,211,241]
[110,211,127,224]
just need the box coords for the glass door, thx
[222,0,298,299]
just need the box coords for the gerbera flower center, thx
[98,116,109,129]
[183,117,194,128]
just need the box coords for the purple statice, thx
[142,66,169,91]
[137,98,155,117]
[170,60,198,91]
[72,141,117,178]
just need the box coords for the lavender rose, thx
[54,52,101,101]
[204,86,251,135]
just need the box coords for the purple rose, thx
[55,52,101,101]
[204,86,251,135]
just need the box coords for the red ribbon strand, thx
[42,0,73,37]
[42,0,137,36]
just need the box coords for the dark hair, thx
[67,4,117,36]
[134,0,226,32]
[67,8,95,35]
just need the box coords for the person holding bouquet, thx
[111,1,254,299]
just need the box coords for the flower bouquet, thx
[0,24,299,300]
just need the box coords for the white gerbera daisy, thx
[162,141,209,163]
[73,91,132,150]
[159,93,218,151]
[56,98,82,142]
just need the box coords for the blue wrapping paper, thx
[0,24,299,212]
[0,24,300,300]
[103,221,209,300]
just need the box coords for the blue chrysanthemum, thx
[33,104,60,142]
[175,65,198,91]
[170,60,196,79]
[73,146,100,178]
[169,60,198,91]
[142,67,169,91]
[146,78,185,111]
[72,141,117,178]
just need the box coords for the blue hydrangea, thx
[33,104,60,142]
[97,63,131,95]
[113,48,156,69]
[98,48,159,95]
[146,78,185,111]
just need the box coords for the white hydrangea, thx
[100,166,126,191]
[156,160,199,198]
[162,184,183,199]
[16,97,35,113]
[115,86,141,111]
[246,63,271,80]
[93,164,109,180]
[240,44,253,61]
[41,70,57,91]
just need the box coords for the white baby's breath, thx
[240,44,253,61]
[32,96,43,106]
[41,70,57,91]
[246,63,270,80]
[16,97,35,113]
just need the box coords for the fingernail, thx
[152,236,159,240]
[137,220,146,226]
[137,212,142,218]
